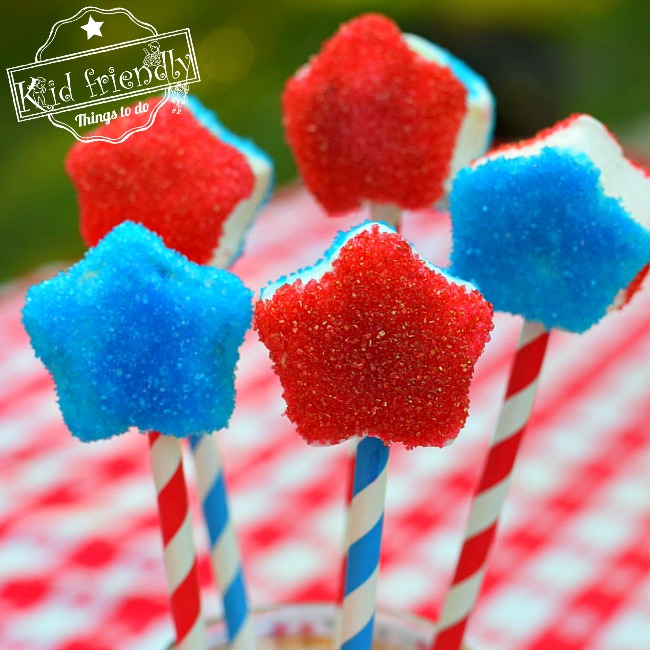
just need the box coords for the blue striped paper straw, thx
[184,94,269,650]
[190,434,255,650]
[339,435,390,650]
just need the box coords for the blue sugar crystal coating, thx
[450,147,650,332]
[436,43,490,104]
[441,46,495,153]
[22,222,253,442]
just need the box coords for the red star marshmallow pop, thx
[282,13,494,226]
[66,97,272,267]
[254,222,493,650]
[65,97,273,650]
[433,114,650,650]
[282,14,495,610]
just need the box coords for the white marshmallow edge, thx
[404,33,495,185]
[475,114,650,311]
[209,152,273,269]
[259,222,479,301]
[477,115,650,230]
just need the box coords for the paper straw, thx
[431,320,550,650]
[148,431,207,650]
[337,203,399,627]
[190,434,255,650]
[338,436,390,650]
[188,227,256,650]
[336,205,401,603]
[370,203,401,229]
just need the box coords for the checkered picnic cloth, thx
[1,187,649,650]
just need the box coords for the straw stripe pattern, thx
[190,434,255,650]
[432,320,550,650]
[148,432,206,650]
[340,436,390,650]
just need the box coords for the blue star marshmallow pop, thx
[22,222,253,650]
[433,114,650,650]
[65,95,273,650]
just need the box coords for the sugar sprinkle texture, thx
[184,95,274,267]
[402,33,494,187]
[450,114,650,333]
[254,222,494,449]
[66,97,272,267]
[282,14,489,215]
[22,222,253,442]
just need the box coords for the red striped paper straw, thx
[149,431,207,650]
[432,320,550,650]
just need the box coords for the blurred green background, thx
[2,0,650,282]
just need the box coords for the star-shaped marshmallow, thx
[282,13,494,215]
[22,222,252,442]
[450,114,650,333]
[65,97,273,267]
[254,222,494,448]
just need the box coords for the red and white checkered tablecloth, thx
[1,187,649,650]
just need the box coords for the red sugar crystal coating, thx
[282,14,467,215]
[623,263,649,305]
[492,114,584,154]
[254,225,494,448]
[622,161,650,307]
[491,113,622,158]
[65,100,255,264]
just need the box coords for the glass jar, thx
[167,602,472,650]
